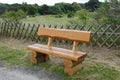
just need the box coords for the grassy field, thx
[21,15,71,26]
[0,38,120,80]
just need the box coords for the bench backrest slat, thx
[38,28,91,43]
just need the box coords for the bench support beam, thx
[48,37,52,50]
[31,51,37,64]
[72,41,78,55]
[64,59,83,75]
[31,51,49,64]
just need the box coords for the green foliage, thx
[18,9,27,19]
[72,2,81,11]
[55,2,76,13]
[39,4,50,15]
[49,6,62,15]
[0,3,8,15]
[2,11,19,23]
[69,0,120,27]
[2,10,26,23]
[77,9,88,23]
[67,12,74,18]
[85,0,101,11]
[69,9,90,25]
[55,14,63,18]
[0,2,84,16]
[92,1,120,26]
[27,5,37,15]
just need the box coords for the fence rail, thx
[0,22,120,48]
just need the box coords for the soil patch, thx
[0,66,64,80]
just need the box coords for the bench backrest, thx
[38,27,91,54]
[38,27,91,43]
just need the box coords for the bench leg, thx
[45,54,49,61]
[31,51,49,64]
[64,58,84,75]
[31,51,37,64]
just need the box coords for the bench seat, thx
[28,44,87,61]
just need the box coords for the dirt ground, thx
[0,38,120,79]
[0,38,64,80]
[0,66,63,80]
[85,47,120,72]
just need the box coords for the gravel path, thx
[0,66,64,80]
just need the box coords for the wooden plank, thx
[12,23,17,37]
[5,22,8,37]
[64,58,84,68]
[9,23,13,37]
[93,25,111,45]
[45,54,49,61]
[101,26,120,46]
[18,23,25,39]
[109,35,120,48]
[31,51,37,64]
[15,23,22,39]
[30,51,49,64]
[36,52,49,62]
[28,44,87,61]
[34,25,40,42]
[72,41,78,55]
[48,37,52,50]
[23,24,30,39]
[1,22,4,35]
[64,63,83,75]
[2,22,6,36]
[38,27,91,43]
[27,24,35,40]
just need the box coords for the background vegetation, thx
[0,0,120,26]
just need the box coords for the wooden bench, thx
[28,27,91,75]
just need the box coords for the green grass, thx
[0,43,120,80]
[47,62,120,80]
[0,46,31,66]
[21,15,71,26]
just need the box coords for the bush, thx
[55,14,63,18]
[2,10,26,23]
[67,12,74,18]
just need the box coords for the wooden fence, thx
[0,22,120,48]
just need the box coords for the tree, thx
[107,0,120,7]
[0,3,8,15]
[39,4,50,15]
[8,3,20,11]
[27,5,36,15]
[49,6,62,14]
[55,2,76,13]
[85,0,101,11]
[20,2,28,13]
[92,0,120,28]
[72,2,81,11]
